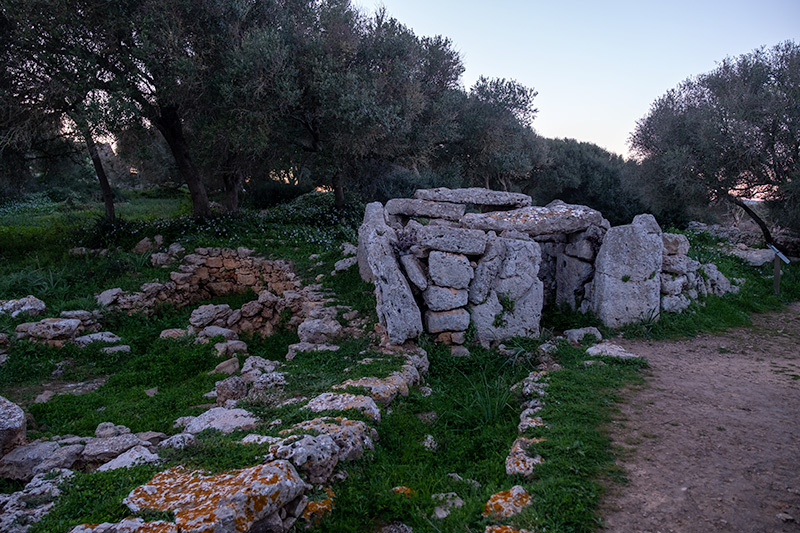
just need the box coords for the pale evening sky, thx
[365,0,800,157]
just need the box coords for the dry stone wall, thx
[97,247,301,313]
[359,187,739,346]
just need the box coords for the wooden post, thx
[774,255,781,296]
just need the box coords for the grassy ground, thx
[1,191,799,532]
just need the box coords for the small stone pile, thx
[15,310,103,347]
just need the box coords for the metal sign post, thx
[767,244,791,296]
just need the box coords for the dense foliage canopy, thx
[630,41,800,234]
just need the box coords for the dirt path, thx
[600,302,800,533]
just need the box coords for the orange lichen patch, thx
[482,485,533,519]
[391,486,414,497]
[302,488,335,526]
[484,526,532,533]
[505,438,546,477]
[123,461,308,533]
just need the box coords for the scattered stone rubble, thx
[358,188,741,347]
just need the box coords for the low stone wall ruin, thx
[97,247,301,313]
[358,187,738,348]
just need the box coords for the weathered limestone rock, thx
[0,396,25,456]
[591,214,663,328]
[428,251,474,289]
[96,288,124,307]
[286,342,340,361]
[414,187,532,208]
[95,422,131,438]
[462,201,603,236]
[416,225,488,255]
[159,328,187,339]
[1,469,73,533]
[585,342,640,360]
[505,438,545,477]
[17,318,81,342]
[240,356,280,380]
[470,237,544,346]
[702,263,733,296]
[730,246,775,267]
[0,441,61,481]
[469,234,504,305]
[333,364,420,406]
[662,294,691,313]
[662,233,690,256]
[181,407,259,434]
[269,434,340,483]
[333,256,358,273]
[425,309,471,333]
[431,492,464,519]
[96,445,160,472]
[422,286,468,311]
[70,518,178,532]
[385,198,466,221]
[0,295,46,318]
[82,434,148,465]
[199,325,238,341]
[304,392,381,422]
[564,327,602,346]
[123,462,311,533]
[212,357,240,375]
[283,417,378,462]
[358,202,423,344]
[74,332,121,347]
[482,485,533,519]
[189,304,232,328]
[216,376,247,406]
[297,318,342,344]
[399,254,428,291]
[158,433,196,450]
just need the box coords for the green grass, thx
[29,466,163,533]
[315,340,646,532]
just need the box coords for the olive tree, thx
[630,41,800,240]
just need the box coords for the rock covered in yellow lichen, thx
[482,485,533,519]
[504,438,545,477]
[122,461,311,533]
[302,487,335,526]
[484,526,533,533]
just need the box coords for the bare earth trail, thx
[600,302,800,533]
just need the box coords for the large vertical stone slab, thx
[591,214,663,328]
[470,237,544,346]
[0,396,26,456]
[357,202,423,344]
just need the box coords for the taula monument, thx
[357,187,737,349]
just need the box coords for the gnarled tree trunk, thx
[155,106,210,218]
